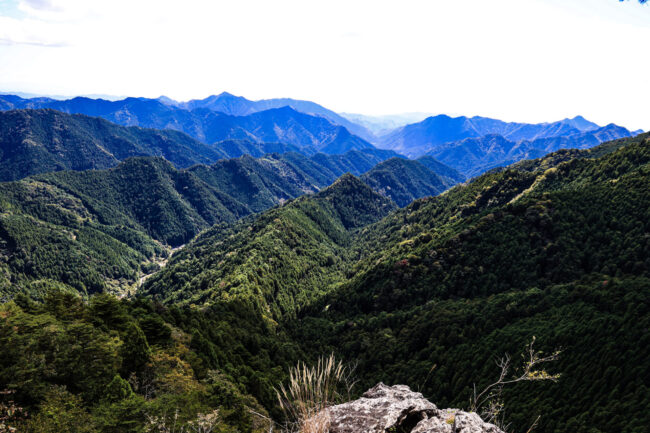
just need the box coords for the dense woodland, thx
[0,109,227,181]
[0,117,648,432]
[0,145,458,296]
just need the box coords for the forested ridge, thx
[0,157,251,296]
[0,133,648,432]
[0,145,460,298]
[0,101,376,156]
[143,174,396,314]
[0,109,228,181]
[0,108,417,185]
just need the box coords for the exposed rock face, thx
[326,383,437,432]
[326,383,504,433]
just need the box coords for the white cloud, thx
[20,0,60,11]
[0,15,69,46]
[0,37,66,46]
[0,0,649,130]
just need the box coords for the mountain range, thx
[0,90,648,433]
[377,113,639,158]
[0,109,226,181]
[427,123,634,177]
[186,149,418,212]
[2,93,643,180]
[0,95,376,155]
[0,109,407,182]
[161,91,375,142]
[0,145,460,294]
[206,106,373,154]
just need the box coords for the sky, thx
[0,0,649,130]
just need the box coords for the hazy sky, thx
[0,0,648,130]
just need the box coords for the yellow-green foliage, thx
[0,291,270,432]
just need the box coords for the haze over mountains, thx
[0,93,374,152]
[160,91,375,142]
[377,113,641,158]
[426,124,635,177]
[0,92,640,181]
[339,112,434,137]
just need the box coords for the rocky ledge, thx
[326,383,504,433]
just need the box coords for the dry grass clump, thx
[276,354,355,433]
[299,411,331,433]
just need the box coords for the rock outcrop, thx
[326,383,504,433]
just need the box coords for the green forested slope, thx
[0,171,398,433]
[36,157,250,245]
[0,292,277,432]
[188,151,459,212]
[290,133,650,433]
[0,147,454,298]
[327,143,649,311]
[143,174,396,316]
[188,154,320,213]
[293,277,649,433]
[0,157,253,296]
[136,134,650,432]
[0,109,227,181]
[361,157,453,207]
[415,155,466,184]
[0,180,162,296]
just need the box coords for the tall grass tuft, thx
[276,354,355,433]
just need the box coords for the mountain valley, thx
[0,94,647,433]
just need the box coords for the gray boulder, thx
[411,410,504,433]
[453,412,504,433]
[326,383,504,433]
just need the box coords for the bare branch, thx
[469,337,561,431]
[525,415,541,433]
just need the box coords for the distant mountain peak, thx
[436,113,456,119]
[560,115,600,132]
[265,105,300,115]
[210,91,246,101]
[156,95,179,106]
